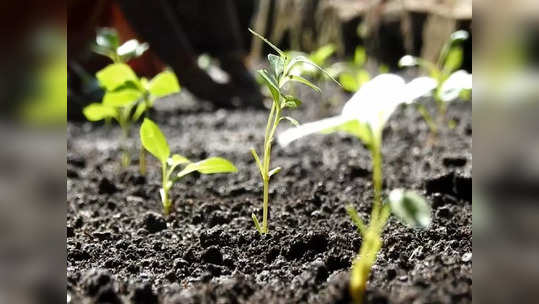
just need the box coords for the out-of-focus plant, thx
[328,46,371,93]
[83,28,180,170]
[140,118,237,215]
[399,30,472,133]
[279,74,433,303]
[248,29,339,234]
[285,44,336,80]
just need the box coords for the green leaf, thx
[149,70,181,98]
[443,46,463,73]
[140,118,170,164]
[345,204,366,236]
[289,75,320,93]
[96,63,139,91]
[132,102,147,121]
[322,119,372,147]
[388,189,432,229]
[177,157,237,179]
[83,103,117,121]
[354,46,367,66]
[95,28,119,52]
[102,88,142,107]
[310,44,335,66]
[282,95,302,109]
[248,28,285,57]
[286,56,340,85]
[357,70,371,87]
[339,73,359,92]
[117,39,149,62]
[268,54,285,78]
[168,154,191,168]
[268,167,282,177]
[280,116,300,127]
[250,148,264,178]
[257,69,281,102]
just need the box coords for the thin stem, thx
[162,162,171,215]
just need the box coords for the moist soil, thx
[67,86,472,304]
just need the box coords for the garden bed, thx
[67,89,472,304]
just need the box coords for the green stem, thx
[417,104,438,135]
[162,162,171,215]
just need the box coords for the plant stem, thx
[161,162,171,215]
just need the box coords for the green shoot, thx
[83,29,180,170]
[140,118,237,215]
[249,28,339,235]
[399,30,472,134]
[278,74,433,303]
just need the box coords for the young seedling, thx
[286,44,336,81]
[83,28,180,170]
[279,74,434,303]
[140,118,237,215]
[248,29,339,234]
[399,30,472,133]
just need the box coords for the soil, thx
[67,86,472,304]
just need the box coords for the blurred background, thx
[2,0,539,303]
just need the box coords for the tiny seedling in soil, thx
[279,74,433,303]
[83,28,180,171]
[140,118,237,215]
[399,30,472,134]
[248,29,339,234]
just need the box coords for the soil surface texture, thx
[67,86,472,304]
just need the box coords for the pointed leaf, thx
[102,88,142,107]
[309,44,335,66]
[268,54,285,78]
[443,46,463,73]
[83,103,117,121]
[96,63,139,91]
[268,167,282,177]
[388,189,432,229]
[345,204,366,236]
[280,116,300,127]
[250,148,264,178]
[132,102,147,121]
[289,75,320,93]
[177,157,237,179]
[248,28,285,57]
[140,118,170,164]
[257,69,281,102]
[149,70,181,98]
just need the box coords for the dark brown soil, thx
[67,86,472,304]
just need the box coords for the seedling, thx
[328,46,371,93]
[83,28,180,170]
[279,74,433,303]
[399,30,472,133]
[140,118,237,215]
[286,44,336,81]
[248,29,339,234]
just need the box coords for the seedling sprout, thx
[248,29,339,234]
[279,74,433,303]
[140,118,237,215]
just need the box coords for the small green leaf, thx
[339,73,359,92]
[289,75,320,93]
[257,69,281,102]
[282,95,302,109]
[96,63,139,91]
[287,56,340,85]
[268,54,285,78]
[443,46,463,73]
[280,116,300,127]
[345,204,366,236]
[132,102,147,121]
[388,189,432,229]
[168,154,191,167]
[102,88,143,107]
[357,70,371,87]
[149,70,181,98]
[177,157,237,179]
[83,103,117,121]
[95,28,119,53]
[250,148,264,178]
[309,44,335,66]
[140,118,170,164]
[268,167,282,177]
[248,28,286,57]
[252,213,264,234]
[354,46,367,66]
